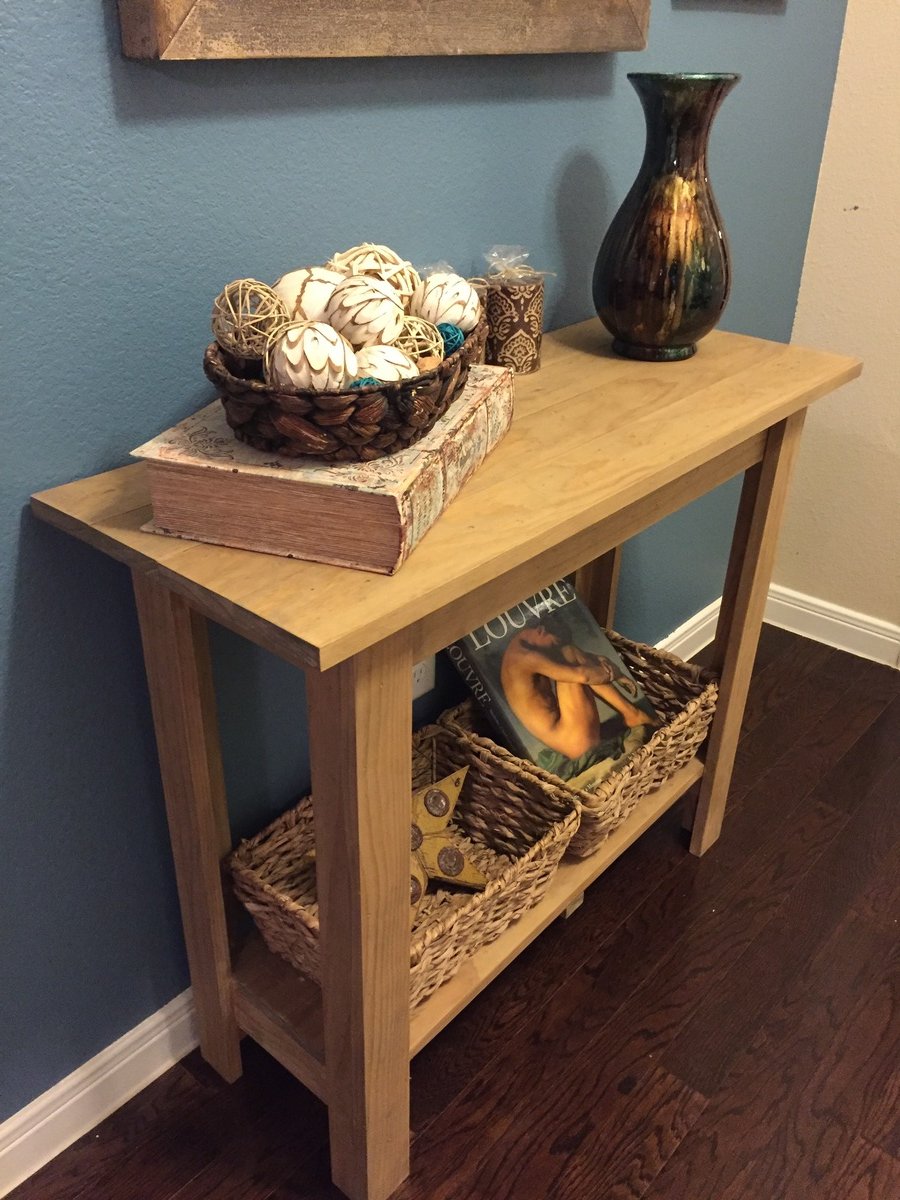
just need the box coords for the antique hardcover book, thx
[445,578,660,790]
[132,364,513,574]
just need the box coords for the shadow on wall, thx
[550,150,611,329]
[672,0,786,12]
[211,623,472,843]
[208,623,311,842]
[0,511,188,1099]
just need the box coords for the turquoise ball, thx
[350,377,381,388]
[437,323,465,356]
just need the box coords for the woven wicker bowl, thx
[440,632,718,859]
[203,319,488,463]
[228,721,579,1008]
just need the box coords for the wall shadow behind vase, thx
[593,72,739,361]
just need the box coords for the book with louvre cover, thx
[445,578,660,790]
[131,364,513,575]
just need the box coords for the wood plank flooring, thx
[11,628,900,1200]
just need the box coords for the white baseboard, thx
[656,587,899,671]
[3,586,895,1196]
[656,597,721,659]
[765,585,900,669]
[0,990,197,1198]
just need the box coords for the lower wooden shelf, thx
[232,934,328,1101]
[410,755,702,1049]
[230,756,703,1095]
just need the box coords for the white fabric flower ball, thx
[264,321,357,392]
[272,266,345,323]
[409,272,481,332]
[325,275,405,347]
[354,344,419,383]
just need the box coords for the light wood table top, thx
[31,321,860,671]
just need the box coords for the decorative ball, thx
[272,266,345,323]
[349,377,381,389]
[354,344,419,383]
[325,275,405,348]
[328,243,421,310]
[437,322,465,356]
[211,279,289,359]
[416,355,442,373]
[264,321,357,392]
[394,315,445,364]
[410,272,481,333]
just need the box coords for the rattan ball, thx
[211,279,289,360]
[437,322,465,356]
[327,243,422,310]
[394,315,445,364]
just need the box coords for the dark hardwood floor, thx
[12,628,900,1200]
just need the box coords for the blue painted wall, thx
[0,0,846,1120]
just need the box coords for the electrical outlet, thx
[412,656,436,699]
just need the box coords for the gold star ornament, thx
[410,767,487,920]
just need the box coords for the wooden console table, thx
[31,322,860,1200]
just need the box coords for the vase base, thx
[612,339,697,362]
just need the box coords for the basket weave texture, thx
[228,722,580,1008]
[440,632,718,859]
[203,319,488,463]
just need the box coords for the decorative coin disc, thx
[410,766,487,895]
[424,788,450,817]
[437,845,465,878]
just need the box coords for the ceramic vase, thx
[593,72,739,361]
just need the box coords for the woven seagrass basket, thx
[228,721,579,1008]
[440,632,718,859]
[203,319,488,463]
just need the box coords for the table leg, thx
[575,547,622,629]
[689,411,806,855]
[132,571,242,1082]
[306,633,413,1200]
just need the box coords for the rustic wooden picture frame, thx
[117,0,651,60]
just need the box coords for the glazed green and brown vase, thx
[593,72,739,361]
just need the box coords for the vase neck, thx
[630,73,738,177]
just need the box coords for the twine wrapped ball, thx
[355,344,419,382]
[437,322,465,356]
[410,272,481,333]
[264,321,357,392]
[394,315,445,364]
[272,266,345,323]
[349,377,381,389]
[211,279,289,360]
[325,274,405,348]
[328,242,422,310]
